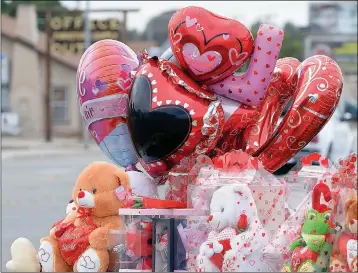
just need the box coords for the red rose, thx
[237,214,248,231]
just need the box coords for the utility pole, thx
[45,10,52,142]
[40,6,139,145]
[122,10,128,43]
[83,0,91,150]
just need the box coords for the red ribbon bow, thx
[77,207,94,225]
[212,150,259,171]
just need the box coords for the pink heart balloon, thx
[76,39,140,167]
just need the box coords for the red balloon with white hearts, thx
[127,58,225,181]
[168,6,254,85]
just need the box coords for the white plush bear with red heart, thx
[196,184,263,272]
[221,187,270,272]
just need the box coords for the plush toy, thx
[6,161,157,272]
[330,192,358,272]
[221,188,269,272]
[121,218,153,271]
[282,182,335,272]
[195,184,265,272]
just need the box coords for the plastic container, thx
[109,214,153,272]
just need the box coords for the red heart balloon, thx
[215,103,256,154]
[168,6,254,85]
[128,58,225,180]
[240,57,301,154]
[253,55,343,172]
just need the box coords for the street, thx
[2,148,109,271]
[1,149,307,271]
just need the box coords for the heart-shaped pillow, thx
[168,6,254,85]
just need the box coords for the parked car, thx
[274,98,357,175]
[1,108,21,136]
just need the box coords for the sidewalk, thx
[2,137,101,159]
[2,136,98,150]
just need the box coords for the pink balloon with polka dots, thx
[208,24,284,106]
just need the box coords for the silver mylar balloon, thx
[160,47,180,67]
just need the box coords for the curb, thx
[2,146,101,160]
[2,137,97,151]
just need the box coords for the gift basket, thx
[262,153,358,273]
[179,151,289,272]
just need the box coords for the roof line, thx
[2,32,78,70]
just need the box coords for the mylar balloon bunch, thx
[77,6,344,184]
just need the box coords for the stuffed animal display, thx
[196,184,267,272]
[6,161,157,272]
[330,192,358,272]
[282,183,335,272]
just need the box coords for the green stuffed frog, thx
[282,183,335,272]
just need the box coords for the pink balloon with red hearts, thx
[76,39,140,168]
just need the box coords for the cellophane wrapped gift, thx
[165,157,197,205]
[109,216,153,272]
[264,153,335,272]
[278,181,337,272]
[153,217,188,272]
[265,153,357,272]
[329,154,357,272]
[181,150,288,272]
[165,156,213,205]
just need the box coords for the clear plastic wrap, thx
[182,151,287,272]
[110,209,201,272]
[265,153,358,272]
[109,215,153,272]
[329,189,357,272]
[329,154,357,272]
[152,217,188,272]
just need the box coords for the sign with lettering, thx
[50,16,122,55]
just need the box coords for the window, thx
[1,86,9,111]
[52,86,68,124]
[1,53,10,111]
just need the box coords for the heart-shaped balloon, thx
[208,24,284,106]
[253,55,343,172]
[240,57,301,154]
[168,6,254,85]
[76,39,140,167]
[127,58,225,180]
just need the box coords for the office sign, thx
[50,16,121,55]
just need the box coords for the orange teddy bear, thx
[330,191,358,272]
[6,161,135,272]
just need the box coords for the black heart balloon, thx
[128,75,192,163]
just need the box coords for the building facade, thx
[305,1,357,104]
[1,5,82,138]
[1,4,156,138]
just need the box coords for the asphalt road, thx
[2,149,110,271]
[1,150,306,271]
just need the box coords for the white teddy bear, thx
[196,184,266,272]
